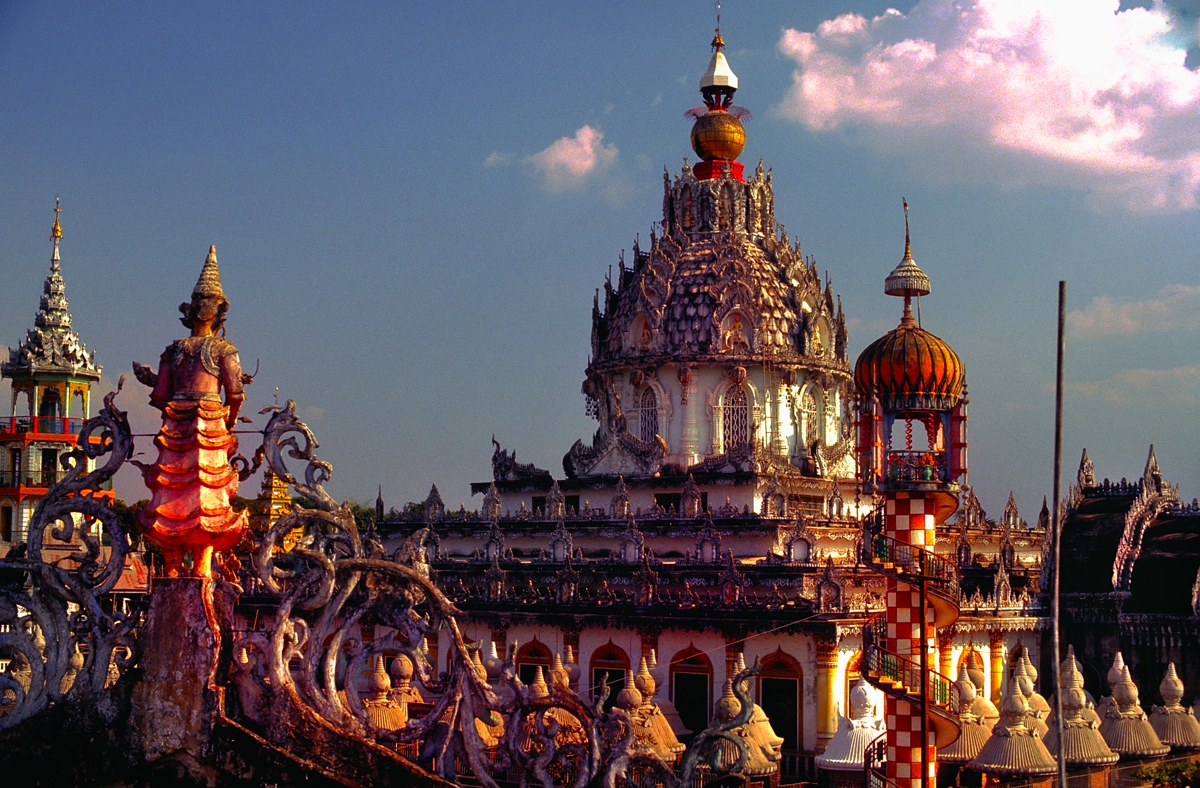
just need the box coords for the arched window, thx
[844,651,863,719]
[589,641,630,712]
[723,386,749,452]
[799,390,818,445]
[515,639,553,686]
[670,645,713,739]
[758,649,803,753]
[639,387,659,444]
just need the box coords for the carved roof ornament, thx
[3,201,101,382]
[1149,662,1200,750]
[482,481,502,522]
[546,479,566,518]
[1144,444,1165,494]
[1078,448,1096,488]
[490,436,551,483]
[680,474,702,518]
[424,484,444,523]
[618,516,645,563]
[611,475,631,518]
[548,515,572,562]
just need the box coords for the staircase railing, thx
[864,731,899,788]
[862,614,960,716]
[863,528,960,599]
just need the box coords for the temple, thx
[374,29,1050,783]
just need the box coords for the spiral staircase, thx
[860,524,962,787]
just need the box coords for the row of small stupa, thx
[291,642,786,776]
[817,648,1200,778]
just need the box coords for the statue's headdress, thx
[192,245,227,303]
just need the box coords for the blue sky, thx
[2,1,1199,521]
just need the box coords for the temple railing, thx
[885,449,947,483]
[0,416,86,437]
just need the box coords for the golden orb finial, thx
[51,197,62,240]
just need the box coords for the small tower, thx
[0,201,105,546]
[855,202,966,788]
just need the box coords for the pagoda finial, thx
[51,197,62,270]
[712,1,724,51]
[884,197,931,327]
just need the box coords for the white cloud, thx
[1068,365,1200,407]
[1067,284,1200,338]
[526,125,618,191]
[483,151,514,167]
[777,1,1200,212]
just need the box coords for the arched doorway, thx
[515,639,553,686]
[670,644,713,740]
[758,648,803,753]
[589,641,630,712]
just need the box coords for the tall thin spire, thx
[51,197,62,271]
[884,197,931,326]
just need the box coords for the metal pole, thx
[1052,281,1067,788]
[920,576,928,788]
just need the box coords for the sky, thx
[1,1,1199,522]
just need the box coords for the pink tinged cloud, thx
[777,0,1200,212]
[1067,284,1200,338]
[526,125,618,191]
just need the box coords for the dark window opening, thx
[531,496,546,513]
[673,672,710,741]
[1,506,12,542]
[565,495,580,513]
[760,677,799,751]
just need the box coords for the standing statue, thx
[133,246,249,577]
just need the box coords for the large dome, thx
[854,323,963,411]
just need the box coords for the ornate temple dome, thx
[854,205,962,411]
[564,29,853,480]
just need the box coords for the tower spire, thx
[51,197,62,271]
[884,197,931,327]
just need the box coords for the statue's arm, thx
[148,350,173,410]
[220,350,246,429]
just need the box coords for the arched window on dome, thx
[723,385,749,452]
[799,389,818,446]
[638,387,660,444]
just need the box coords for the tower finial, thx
[883,198,930,325]
[51,197,62,270]
[712,1,723,51]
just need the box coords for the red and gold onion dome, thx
[854,207,963,411]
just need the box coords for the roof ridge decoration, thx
[3,201,102,381]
